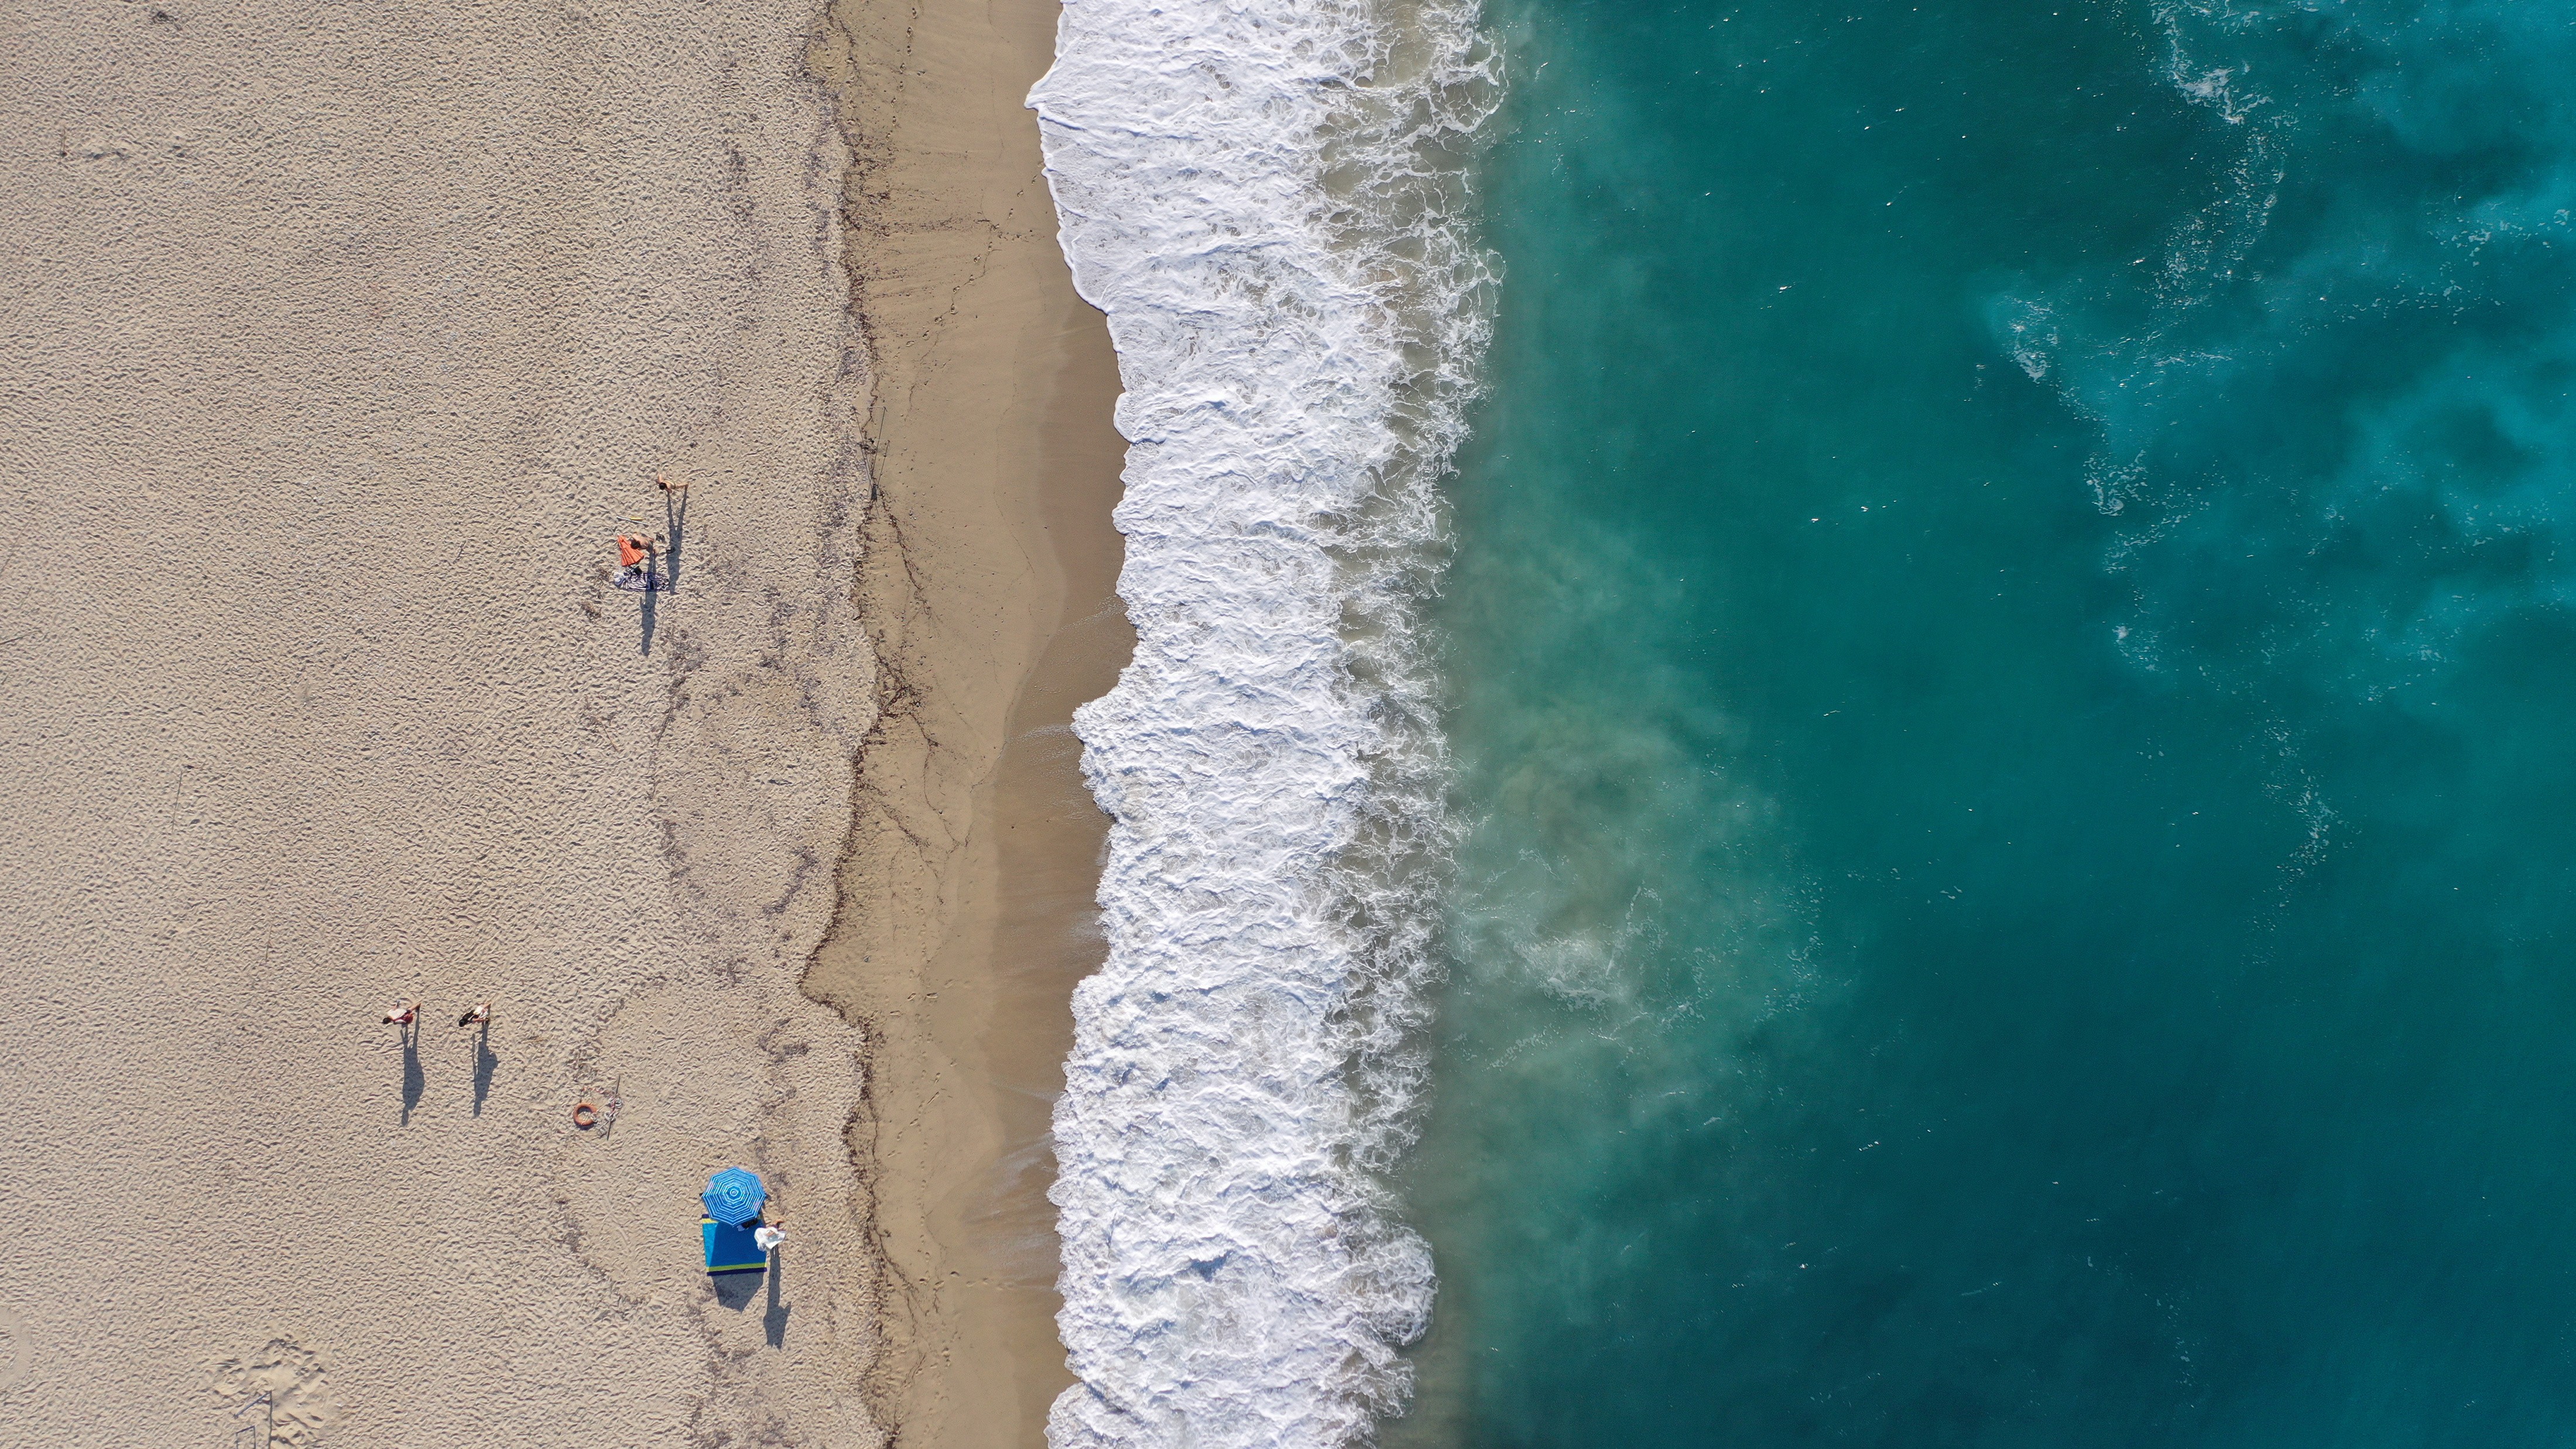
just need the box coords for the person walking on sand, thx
[382,1000,419,1025]
[457,1001,491,1027]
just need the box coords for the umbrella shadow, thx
[471,1021,498,1116]
[763,1249,789,1347]
[398,1024,424,1125]
[712,1268,764,1311]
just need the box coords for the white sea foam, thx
[1029,0,1497,1443]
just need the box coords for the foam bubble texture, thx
[1029,0,1496,1442]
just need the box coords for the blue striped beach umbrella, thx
[701,1167,766,1225]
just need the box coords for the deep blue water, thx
[1398,1,2576,1443]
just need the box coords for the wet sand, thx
[808,0,1132,1440]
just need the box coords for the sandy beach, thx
[0,0,1121,1443]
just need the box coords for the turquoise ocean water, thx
[1395,0,2576,1442]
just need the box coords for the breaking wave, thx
[1029,0,1499,1441]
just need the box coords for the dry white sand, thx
[0,2,894,1442]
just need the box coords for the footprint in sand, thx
[0,1306,26,1392]
[207,1340,341,1446]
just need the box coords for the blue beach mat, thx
[701,1216,767,1275]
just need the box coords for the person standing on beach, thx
[456,1002,491,1027]
[382,1001,419,1025]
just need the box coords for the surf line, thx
[1029,0,1501,1443]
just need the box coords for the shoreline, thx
[1020,0,1496,1437]
[807,0,1132,1438]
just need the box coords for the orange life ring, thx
[571,1102,599,1129]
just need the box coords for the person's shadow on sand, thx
[637,484,690,657]
[398,1023,424,1125]
[471,1020,499,1116]
[663,483,688,591]
[763,1251,789,1348]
